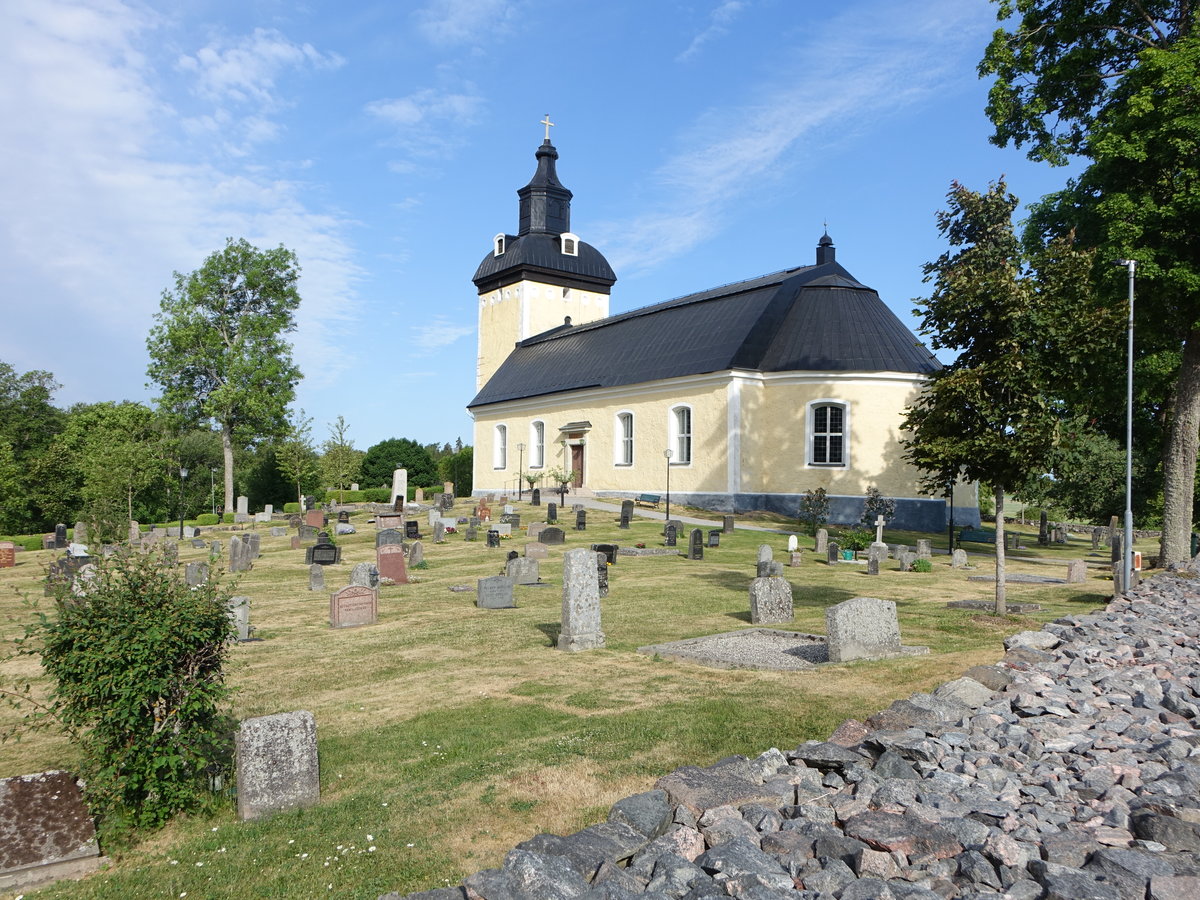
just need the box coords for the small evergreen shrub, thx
[195,513,219,526]
[222,512,235,524]
[912,558,933,573]
[797,488,829,536]
[283,502,301,514]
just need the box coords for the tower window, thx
[493,233,506,257]
[561,232,579,256]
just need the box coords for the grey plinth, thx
[235,710,319,822]
[558,547,605,651]
[825,596,902,663]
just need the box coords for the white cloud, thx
[366,88,483,128]
[676,0,746,62]
[601,0,993,276]
[410,318,475,355]
[414,0,518,47]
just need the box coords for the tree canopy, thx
[360,438,438,488]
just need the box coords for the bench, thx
[958,528,996,544]
[635,493,661,509]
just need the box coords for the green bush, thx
[12,546,237,841]
[283,502,301,514]
[1,534,44,551]
[195,513,219,526]
[222,512,235,524]
[912,558,933,573]
[839,527,872,552]
[319,488,390,504]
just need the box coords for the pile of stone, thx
[384,572,1200,899]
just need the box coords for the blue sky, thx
[1,0,1080,452]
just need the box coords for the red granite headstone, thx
[0,542,15,569]
[329,585,377,628]
[376,544,408,584]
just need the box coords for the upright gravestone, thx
[298,524,319,544]
[376,528,403,548]
[0,541,14,569]
[185,561,209,586]
[527,522,546,540]
[54,523,67,549]
[575,509,586,531]
[464,526,478,541]
[210,540,221,558]
[330,584,377,627]
[227,595,250,642]
[814,529,828,555]
[708,530,720,548]
[305,535,340,566]
[827,541,841,565]
[951,548,968,568]
[270,527,286,538]
[867,542,888,576]
[749,576,794,625]
[408,540,424,567]
[1091,527,1102,551]
[414,487,425,503]
[541,526,565,545]
[377,512,403,531]
[235,711,319,822]
[228,536,250,573]
[525,542,548,560]
[433,521,445,543]
[73,521,87,545]
[377,544,408,584]
[390,468,408,510]
[546,502,557,523]
[485,530,501,548]
[664,523,677,547]
[405,520,421,540]
[500,513,521,529]
[440,493,454,511]
[531,488,541,506]
[305,510,325,529]
[246,532,261,559]
[1111,532,1123,566]
[619,500,633,529]
[787,535,798,553]
[916,539,932,560]
[0,770,103,889]
[128,520,140,544]
[789,550,803,567]
[596,551,609,598]
[308,563,324,592]
[1066,559,1087,584]
[477,575,515,609]
[722,515,735,534]
[337,510,350,524]
[1039,510,1049,545]
[592,543,618,565]
[506,556,540,585]
[826,597,901,663]
[756,543,773,568]
[559,548,605,651]
[350,562,379,589]
[688,529,704,560]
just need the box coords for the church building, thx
[467,131,979,531]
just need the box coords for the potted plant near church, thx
[544,465,576,506]
[840,527,872,560]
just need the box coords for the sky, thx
[0,0,1082,453]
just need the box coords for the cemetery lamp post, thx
[663,448,673,522]
[517,442,526,500]
[1116,258,1136,593]
[179,466,189,539]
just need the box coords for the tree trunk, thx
[1160,329,1200,565]
[222,425,235,514]
[994,487,1007,616]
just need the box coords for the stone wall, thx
[383,573,1200,899]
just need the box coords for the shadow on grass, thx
[726,609,753,623]
[792,586,859,610]
[697,569,753,592]
[535,621,560,647]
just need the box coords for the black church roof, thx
[468,251,940,409]
[473,233,616,293]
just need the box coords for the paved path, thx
[572,496,798,535]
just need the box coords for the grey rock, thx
[609,790,674,839]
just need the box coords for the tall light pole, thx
[517,442,526,500]
[663,448,673,524]
[1116,258,1136,593]
[179,466,189,539]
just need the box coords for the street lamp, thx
[179,466,189,539]
[1116,258,1136,593]
[663,448,673,525]
[517,442,526,500]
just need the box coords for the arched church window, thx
[615,412,634,466]
[669,405,692,464]
[493,234,506,257]
[494,424,507,469]
[809,402,847,466]
[530,421,545,468]
[561,232,579,256]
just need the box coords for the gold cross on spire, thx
[541,114,554,141]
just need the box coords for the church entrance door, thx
[571,444,584,488]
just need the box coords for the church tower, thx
[472,120,617,390]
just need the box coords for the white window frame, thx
[561,231,579,256]
[493,233,506,257]
[669,404,692,465]
[493,424,507,469]
[614,411,634,466]
[530,420,545,468]
[807,400,848,467]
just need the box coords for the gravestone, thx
[546,502,557,523]
[185,561,209,586]
[414,487,424,503]
[559,548,605,651]
[916,539,932,559]
[867,542,888,576]
[270,527,286,538]
[707,530,720,548]
[305,535,340,566]
[330,584,377,627]
[664,519,682,536]
[405,520,421,539]
[427,508,440,527]
[619,500,633,529]
[73,521,87,545]
[749,576,794,624]
[897,551,916,572]
[390,468,408,509]
[377,512,403,531]
[0,770,103,890]
[506,556,539,586]
[293,537,303,550]
[408,540,424,567]
[305,510,325,529]
[443,481,454,497]
[1066,559,1087,584]
[0,541,15,569]
[688,529,704,560]
[531,488,541,506]
[787,535,798,553]
[826,596,901,663]
[376,528,403,548]
[664,523,677,547]
[525,542,548,560]
[1091,527,1102,550]
[246,533,261,559]
[350,562,379,589]
[227,595,250,642]
[1039,510,1049,545]
[1111,533,1123,566]
[128,520,140,544]
[235,496,249,523]
[592,543,618,565]
[723,515,734,534]
[788,550,803,567]
[951,548,968,568]
[477,503,492,521]
[235,711,319,822]
[541,526,565,545]
[288,514,302,529]
[1112,561,1126,595]
[440,493,454,511]
[308,564,324,592]
[464,526,478,541]
[486,530,501,549]
[337,510,350,524]
[210,540,221,557]
[228,536,251,573]
[500,513,521,528]
[826,541,841,565]
[54,523,67,549]
[433,521,445,543]
[476,575,515,609]
[596,551,609,598]
[527,522,546,540]
[575,509,586,531]
[814,529,828,554]
[756,544,773,567]
[763,560,784,577]
[298,524,319,543]
[377,544,408,584]
[494,522,512,537]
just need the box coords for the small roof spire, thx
[540,113,554,143]
[816,228,835,264]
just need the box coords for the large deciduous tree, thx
[276,411,320,507]
[360,437,438,488]
[147,239,302,514]
[320,416,362,504]
[980,0,1200,562]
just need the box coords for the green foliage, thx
[82,497,128,545]
[438,446,473,496]
[860,487,896,527]
[283,502,301,513]
[912,558,933,574]
[222,512,235,524]
[10,546,235,839]
[196,514,219,526]
[318,488,390,503]
[320,416,362,504]
[0,440,26,534]
[276,410,320,507]
[797,488,829,536]
[360,438,438,488]
[839,527,872,552]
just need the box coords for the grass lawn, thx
[0,503,1135,898]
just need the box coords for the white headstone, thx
[390,469,408,508]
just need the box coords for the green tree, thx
[321,416,362,504]
[438,445,473,496]
[360,437,438,488]
[859,487,897,529]
[0,361,63,463]
[146,238,302,515]
[70,403,162,528]
[276,412,320,507]
[980,1,1200,562]
[797,488,829,536]
[0,441,26,534]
